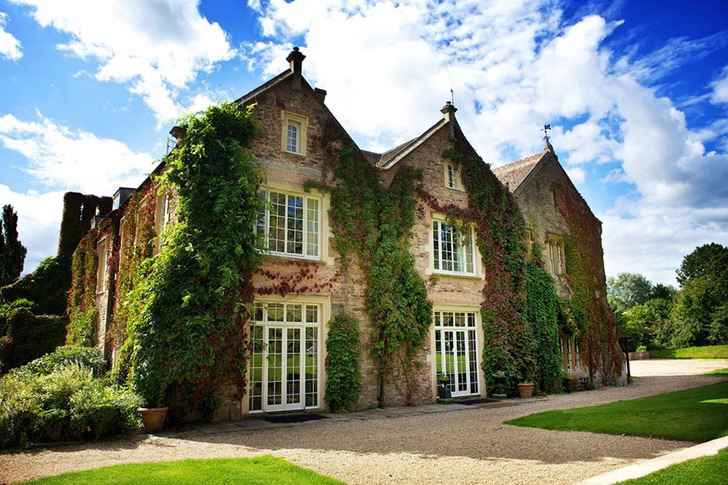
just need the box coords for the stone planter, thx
[517,382,534,399]
[139,407,168,433]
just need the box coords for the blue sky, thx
[0,0,726,285]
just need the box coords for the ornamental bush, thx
[325,314,361,413]
[0,348,140,448]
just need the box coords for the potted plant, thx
[517,382,535,399]
[517,365,536,399]
[137,386,167,433]
[138,405,168,433]
[491,371,508,400]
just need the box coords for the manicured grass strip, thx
[650,345,728,359]
[620,446,728,484]
[707,367,728,376]
[24,455,344,485]
[506,381,728,442]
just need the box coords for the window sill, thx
[261,251,324,264]
[445,185,466,192]
[431,270,482,280]
[282,149,305,157]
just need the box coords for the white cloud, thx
[0,12,22,60]
[0,113,156,195]
[12,0,235,122]
[247,0,728,284]
[711,66,728,105]
[0,185,63,271]
[0,113,156,272]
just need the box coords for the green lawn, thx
[620,446,728,484]
[24,456,343,485]
[650,345,728,359]
[506,381,728,442]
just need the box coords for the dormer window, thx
[444,162,463,190]
[281,112,308,155]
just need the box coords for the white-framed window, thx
[286,121,300,153]
[432,220,475,275]
[433,310,479,396]
[249,301,321,412]
[444,162,463,190]
[560,334,581,371]
[257,189,320,259]
[547,237,566,276]
[281,112,308,155]
[96,239,109,294]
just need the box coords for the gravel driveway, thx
[1,365,725,485]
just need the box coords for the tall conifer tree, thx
[1,205,27,286]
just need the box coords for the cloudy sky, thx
[0,0,726,285]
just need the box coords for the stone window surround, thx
[95,236,110,295]
[546,234,566,276]
[428,304,487,401]
[428,212,482,279]
[257,180,334,265]
[443,161,464,191]
[242,294,331,416]
[280,111,308,156]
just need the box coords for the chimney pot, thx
[286,47,306,90]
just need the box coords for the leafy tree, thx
[650,283,677,301]
[622,298,673,349]
[0,205,27,287]
[607,273,653,311]
[671,243,728,346]
[676,243,728,287]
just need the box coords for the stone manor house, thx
[60,48,620,419]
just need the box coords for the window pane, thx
[268,303,284,322]
[306,198,319,257]
[306,305,318,323]
[269,192,287,253]
[305,326,318,407]
[286,195,304,254]
[287,123,298,152]
[286,304,303,323]
[432,222,440,270]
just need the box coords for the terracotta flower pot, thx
[139,407,168,433]
[517,382,535,399]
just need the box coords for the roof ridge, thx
[492,151,545,172]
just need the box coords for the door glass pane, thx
[456,331,467,392]
[444,331,456,393]
[305,327,318,407]
[267,328,282,405]
[435,329,442,375]
[286,328,301,405]
[468,330,478,394]
[249,325,264,411]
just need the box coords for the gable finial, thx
[542,124,554,153]
[450,89,454,105]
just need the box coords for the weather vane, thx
[542,124,552,143]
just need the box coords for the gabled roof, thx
[235,70,293,104]
[492,151,546,193]
[366,119,447,169]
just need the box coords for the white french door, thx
[249,302,320,413]
[434,310,480,397]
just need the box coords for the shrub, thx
[325,314,361,413]
[21,345,106,377]
[0,348,140,448]
[0,309,66,372]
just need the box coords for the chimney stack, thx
[314,87,327,103]
[440,101,457,140]
[286,47,306,90]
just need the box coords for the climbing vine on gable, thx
[66,229,99,347]
[317,122,432,406]
[555,181,623,383]
[117,103,265,418]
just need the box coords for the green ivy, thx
[66,231,98,347]
[325,313,361,412]
[524,248,563,393]
[442,143,533,395]
[317,137,432,405]
[124,102,264,416]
